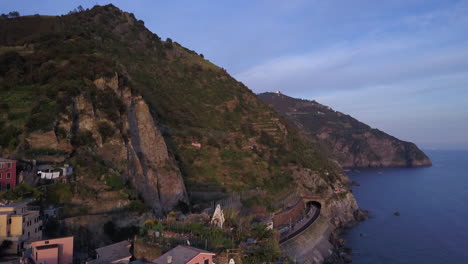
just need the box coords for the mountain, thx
[0,4,361,254]
[258,92,431,168]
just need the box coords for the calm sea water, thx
[344,150,468,264]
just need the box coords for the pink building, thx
[30,236,74,264]
[0,158,17,190]
[153,245,215,264]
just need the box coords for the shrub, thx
[106,174,124,190]
[0,184,41,201]
[95,88,124,122]
[98,121,115,143]
[0,123,20,150]
[129,200,149,213]
[72,130,95,147]
[43,183,73,204]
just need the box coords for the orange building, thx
[30,236,74,264]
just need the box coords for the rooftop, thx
[0,158,15,162]
[153,245,215,264]
[0,200,30,208]
[93,241,132,263]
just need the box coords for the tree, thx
[77,5,85,12]
[8,11,19,18]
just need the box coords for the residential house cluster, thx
[0,157,74,191]
[0,200,42,255]
[85,241,216,264]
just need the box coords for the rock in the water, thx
[343,255,353,263]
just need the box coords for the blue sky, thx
[2,0,467,149]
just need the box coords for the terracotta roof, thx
[153,245,215,264]
[93,241,132,263]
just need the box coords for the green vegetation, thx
[42,183,73,204]
[0,183,40,201]
[140,216,281,263]
[128,200,149,214]
[0,121,20,150]
[98,121,115,143]
[0,11,20,19]
[104,220,139,243]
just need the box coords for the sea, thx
[343,150,468,264]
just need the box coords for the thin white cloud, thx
[235,0,468,95]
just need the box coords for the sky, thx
[2,0,467,150]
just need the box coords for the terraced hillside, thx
[258,92,432,168]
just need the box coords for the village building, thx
[30,236,74,264]
[153,245,215,264]
[0,200,42,255]
[87,240,132,264]
[0,158,17,190]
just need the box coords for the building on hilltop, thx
[30,236,74,264]
[153,245,215,264]
[0,158,17,190]
[0,200,42,255]
[86,240,132,264]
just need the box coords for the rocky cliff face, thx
[258,92,432,168]
[20,73,188,214]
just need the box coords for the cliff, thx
[0,6,362,261]
[258,92,432,168]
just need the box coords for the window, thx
[0,163,2,169]
[6,183,10,190]
[6,172,11,179]
[0,183,2,189]
[204,260,210,264]
[7,163,11,168]
[0,173,2,178]
[8,219,11,224]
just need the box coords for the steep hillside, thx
[258,92,432,168]
[0,6,362,258]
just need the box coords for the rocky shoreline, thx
[326,209,369,264]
